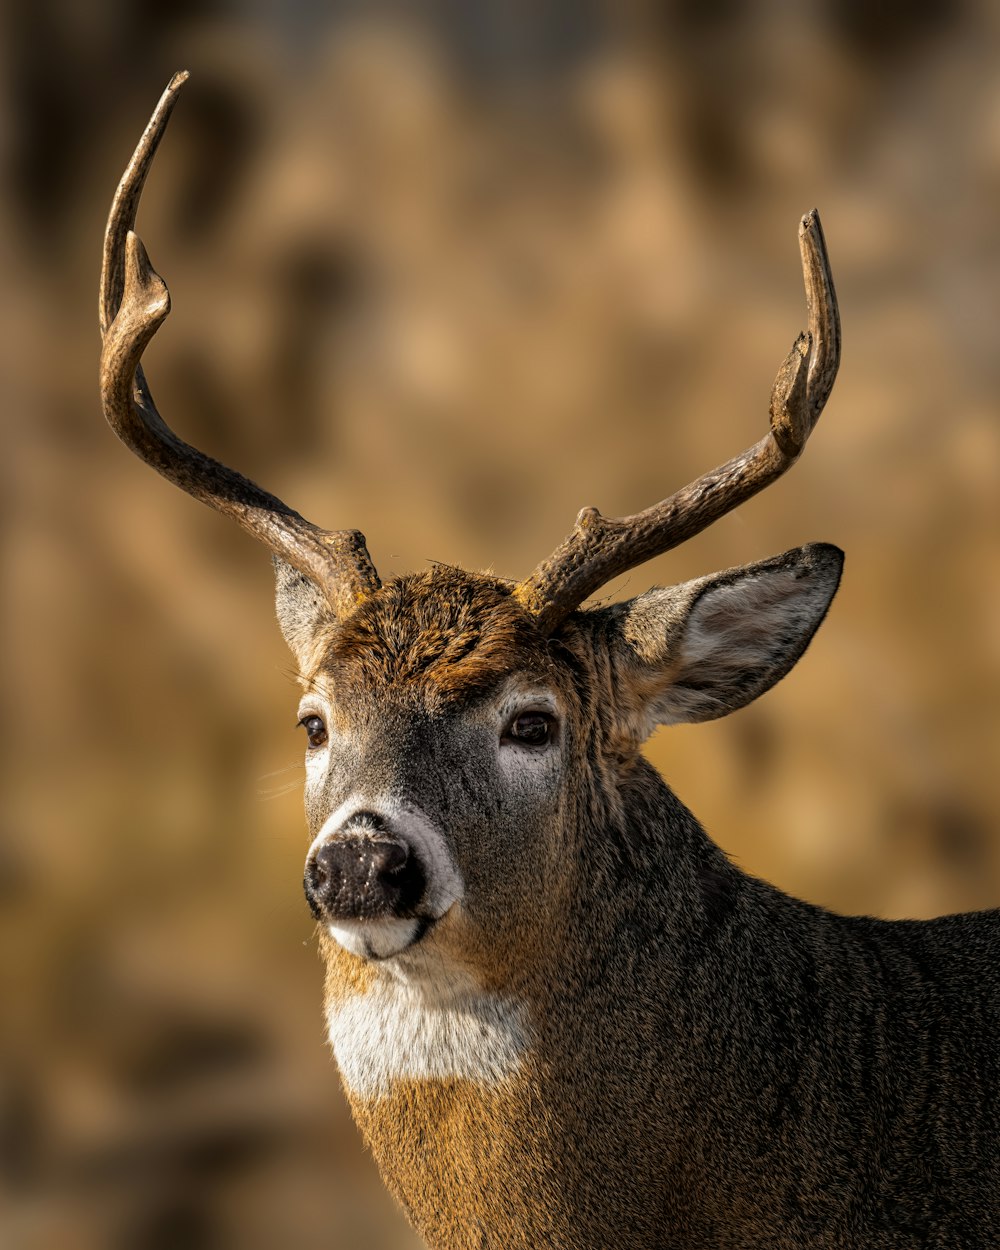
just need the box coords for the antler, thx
[99,72,380,618]
[514,210,840,634]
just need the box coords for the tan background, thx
[3,3,999,1247]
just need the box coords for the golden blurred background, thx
[3,2,999,1247]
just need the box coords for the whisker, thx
[257,778,304,801]
[257,761,304,781]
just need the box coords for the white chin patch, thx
[328,918,421,960]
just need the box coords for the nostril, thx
[373,840,408,877]
[310,843,342,892]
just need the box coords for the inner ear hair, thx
[620,543,844,729]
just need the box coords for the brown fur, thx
[310,568,556,706]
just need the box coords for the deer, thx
[99,74,1000,1250]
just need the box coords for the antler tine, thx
[99,73,380,619]
[514,209,841,635]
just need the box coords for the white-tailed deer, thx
[99,75,1000,1249]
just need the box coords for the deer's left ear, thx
[612,543,843,733]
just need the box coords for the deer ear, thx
[616,543,843,732]
[274,557,335,670]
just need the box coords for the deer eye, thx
[503,711,555,748]
[298,714,328,749]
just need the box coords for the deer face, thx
[286,568,579,968]
[281,547,842,971]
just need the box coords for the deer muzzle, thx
[304,824,427,924]
[303,801,464,959]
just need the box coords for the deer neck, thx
[322,761,749,1246]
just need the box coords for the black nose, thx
[304,834,426,921]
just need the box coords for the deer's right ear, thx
[274,558,336,670]
[611,543,843,736]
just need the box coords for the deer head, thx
[100,73,841,1082]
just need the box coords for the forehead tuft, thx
[317,567,554,703]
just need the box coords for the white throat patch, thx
[327,960,530,1099]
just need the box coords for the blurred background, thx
[3,1,999,1246]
